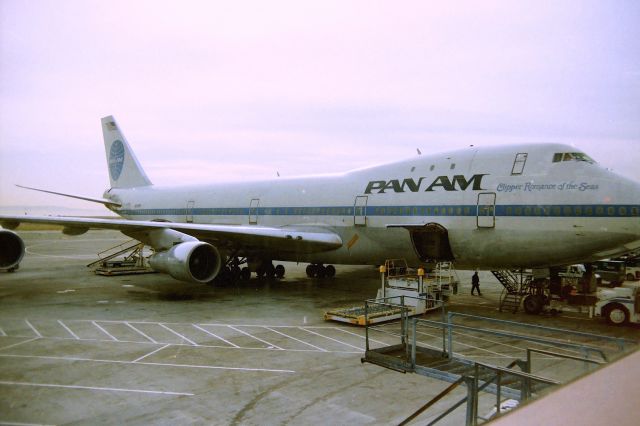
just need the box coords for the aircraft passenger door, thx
[354,196,368,226]
[477,192,496,228]
[249,198,260,225]
[186,200,195,223]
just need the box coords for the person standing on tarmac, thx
[471,271,482,296]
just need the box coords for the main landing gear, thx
[305,263,336,279]
[211,257,286,285]
[255,262,286,280]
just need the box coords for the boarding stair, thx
[492,270,532,313]
[87,240,154,276]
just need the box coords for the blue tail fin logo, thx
[109,140,125,181]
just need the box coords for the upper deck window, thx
[552,152,596,164]
[511,152,528,175]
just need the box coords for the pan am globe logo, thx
[109,140,125,181]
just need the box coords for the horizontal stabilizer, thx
[15,185,121,208]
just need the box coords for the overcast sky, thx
[1,0,639,212]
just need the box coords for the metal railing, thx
[361,311,636,426]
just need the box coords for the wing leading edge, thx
[0,215,343,254]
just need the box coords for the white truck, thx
[623,259,640,281]
[595,285,640,325]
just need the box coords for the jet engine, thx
[148,241,221,283]
[0,229,25,271]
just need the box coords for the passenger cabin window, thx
[552,152,596,164]
[511,153,527,175]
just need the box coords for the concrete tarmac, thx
[0,230,637,425]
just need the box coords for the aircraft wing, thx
[0,215,343,254]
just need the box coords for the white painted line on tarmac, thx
[0,333,359,354]
[0,380,193,396]
[125,322,157,343]
[24,320,42,338]
[57,320,80,340]
[92,321,118,341]
[159,323,198,346]
[136,360,295,374]
[415,329,508,358]
[0,353,296,374]
[265,327,328,352]
[192,324,240,348]
[0,421,55,426]
[0,337,40,351]
[0,327,7,337]
[228,325,284,350]
[447,329,528,353]
[335,327,387,346]
[299,328,362,350]
[133,344,171,363]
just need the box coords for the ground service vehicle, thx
[595,286,640,325]
[622,258,640,281]
[593,260,626,287]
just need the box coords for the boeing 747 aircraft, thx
[1,116,639,285]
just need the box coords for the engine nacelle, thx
[148,241,221,283]
[0,229,25,271]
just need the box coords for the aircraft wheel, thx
[315,265,326,278]
[604,303,629,325]
[275,264,285,279]
[626,273,635,281]
[240,267,251,281]
[306,264,315,278]
[325,265,336,278]
[266,263,276,280]
[523,295,544,315]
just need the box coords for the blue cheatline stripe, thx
[118,204,640,218]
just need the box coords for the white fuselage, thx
[105,143,640,269]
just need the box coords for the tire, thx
[325,265,336,278]
[604,303,629,326]
[275,264,285,279]
[523,295,544,315]
[306,264,315,278]
[316,265,326,278]
[266,264,276,280]
[627,273,635,281]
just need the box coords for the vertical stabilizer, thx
[101,116,152,188]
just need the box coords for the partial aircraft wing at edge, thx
[0,215,343,254]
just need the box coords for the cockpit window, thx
[552,152,596,164]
